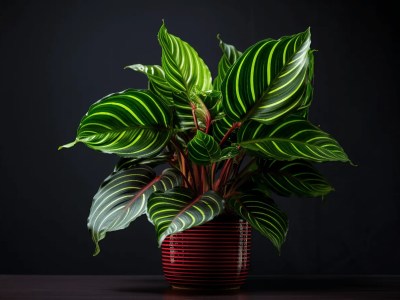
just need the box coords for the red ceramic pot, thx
[161,215,252,290]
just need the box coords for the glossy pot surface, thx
[161,216,252,290]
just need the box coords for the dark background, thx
[1,0,399,275]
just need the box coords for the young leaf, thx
[259,159,334,197]
[228,191,288,251]
[187,130,221,165]
[221,29,311,124]
[213,36,242,91]
[59,89,172,158]
[147,187,224,246]
[125,64,173,104]
[158,23,212,94]
[88,166,181,255]
[238,115,349,162]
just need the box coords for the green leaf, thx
[228,191,288,251]
[125,64,173,104]
[219,146,240,160]
[158,22,212,94]
[114,152,172,172]
[187,130,221,165]
[212,115,235,143]
[238,115,349,162]
[221,29,311,124]
[88,165,181,255]
[213,35,242,91]
[59,89,173,158]
[259,159,333,197]
[147,187,224,246]
[172,92,210,131]
[296,50,315,119]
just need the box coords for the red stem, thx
[219,122,242,146]
[191,103,199,130]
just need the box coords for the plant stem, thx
[219,122,242,146]
[191,103,199,130]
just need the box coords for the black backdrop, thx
[1,0,399,275]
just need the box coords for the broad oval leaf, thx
[60,89,173,158]
[213,35,242,91]
[238,115,349,162]
[158,23,212,94]
[125,64,173,104]
[187,130,221,165]
[228,191,288,251]
[221,29,311,124]
[88,165,181,255]
[259,159,333,197]
[147,187,224,246]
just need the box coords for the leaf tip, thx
[58,140,77,151]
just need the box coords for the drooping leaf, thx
[187,130,221,165]
[238,115,349,162]
[258,159,333,197]
[88,165,181,255]
[213,35,242,91]
[125,64,173,104]
[59,89,172,158]
[221,29,311,124]
[147,187,224,246]
[228,191,288,251]
[158,23,212,94]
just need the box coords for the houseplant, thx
[60,22,349,289]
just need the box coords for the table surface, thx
[0,275,399,299]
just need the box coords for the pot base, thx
[161,216,251,290]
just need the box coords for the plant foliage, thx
[60,22,349,255]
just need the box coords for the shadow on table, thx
[114,276,400,299]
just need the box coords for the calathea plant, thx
[60,22,349,256]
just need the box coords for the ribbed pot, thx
[161,216,252,290]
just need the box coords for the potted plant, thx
[60,22,349,289]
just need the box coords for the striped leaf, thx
[228,191,288,251]
[59,89,172,158]
[221,29,311,124]
[114,152,172,172]
[125,64,173,104]
[158,23,212,94]
[212,115,235,143]
[147,187,224,246]
[187,130,221,165]
[88,165,181,255]
[296,50,315,119]
[172,92,208,130]
[238,115,349,162]
[213,35,242,91]
[259,159,333,197]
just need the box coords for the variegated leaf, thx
[59,89,172,158]
[125,64,173,104]
[212,115,235,143]
[213,35,242,91]
[114,152,172,172]
[259,159,333,197]
[238,115,349,162]
[88,165,181,255]
[187,130,221,165]
[158,23,212,94]
[147,187,224,246]
[228,191,288,251]
[221,29,311,124]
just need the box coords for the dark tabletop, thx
[0,275,399,299]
